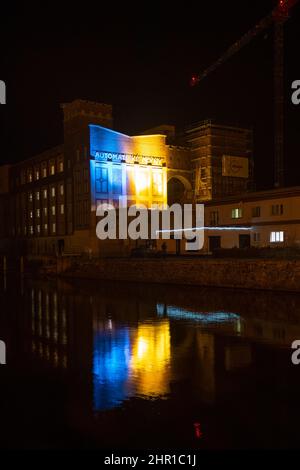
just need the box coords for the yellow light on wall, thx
[130,321,171,397]
[135,166,150,196]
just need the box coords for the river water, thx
[0,274,300,449]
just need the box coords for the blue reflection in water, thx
[157,304,240,323]
[93,328,131,410]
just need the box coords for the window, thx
[42,167,47,178]
[60,184,64,196]
[44,207,48,216]
[252,206,261,218]
[28,171,33,183]
[44,223,48,232]
[29,210,33,219]
[29,226,33,235]
[232,208,242,219]
[29,192,33,202]
[59,161,64,172]
[36,169,40,180]
[36,191,40,201]
[52,223,56,234]
[253,233,261,243]
[210,211,219,226]
[50,164,55,176]
[60,204,64,215]
[51,205,56,216]
[37,225,41,234]
[95,167,108,193]
[271,204,283,216]
[51,187,56,197]
[43,189,47,199]
[36,209,40,218]
[270,231,284,243]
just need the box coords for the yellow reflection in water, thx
[130,321,171,397]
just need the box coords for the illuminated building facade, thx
[0,100,168,256]
[0,99,263,257]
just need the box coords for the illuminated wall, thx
[89,125,168,209]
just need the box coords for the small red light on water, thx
[190,75,199,87]
[194,422,203,439]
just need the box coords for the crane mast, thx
[191,0,299,188]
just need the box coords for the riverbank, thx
[57,257,300,293]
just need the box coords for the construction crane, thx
[191,0,299,188]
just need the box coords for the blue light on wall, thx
[93,328,131,411]
[89,124,132,157]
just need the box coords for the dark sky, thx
[0,0,299,189]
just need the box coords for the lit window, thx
[50,164,55,176]
[60,184,64,196]
[29,193,33,202]
[59,161,64,172]
[36,191,40,201]
[37,225,41,234]
[60,204,64,215]
[42,167,47,178]
[29,210,33,219]
[36,209,40,218]
[270,231,284,243]
[232,208,242,219]
[44,223,48,232]
[29,226,33,235]
[43,189,47,199]
[44,207,48,216]
[28,172,33,183]
[52,205,56,216]
[51,187,56,197]
[36,170,40,180]
[52,223,56,233]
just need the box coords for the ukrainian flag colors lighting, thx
[130,321,171,397]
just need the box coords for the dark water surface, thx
[1,274,300,449]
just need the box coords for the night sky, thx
[0,1,299,189]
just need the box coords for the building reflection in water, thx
[23,281,300,414]
[31,287,68,369]
[130,321,171,397]
[157,303,241,325]
[93,320,171,410]
[93,324,131,410]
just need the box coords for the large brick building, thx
[0,99,254,257]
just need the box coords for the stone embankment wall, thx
[58,257,300,292]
